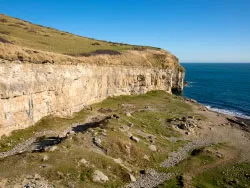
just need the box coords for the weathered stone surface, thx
[148,144,157,152]
[130,135,140,143]
[129,173,136,182]
[0,61,184,136]
[92,170,109,183]
[42,155,49,161]
[47,146,58,152]
[125,112,132,117]
[79,158,88,166]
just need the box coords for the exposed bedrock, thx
[0,61,184,136]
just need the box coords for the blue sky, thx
[1,0,250,62]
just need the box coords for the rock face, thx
[0,60,184,136]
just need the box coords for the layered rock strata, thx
[0,60,184,136]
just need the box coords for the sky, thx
[0,0,250,62]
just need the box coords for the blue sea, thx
[181,63,250,119]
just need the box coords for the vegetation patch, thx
[193,163,250,188]
[0,91,204,187]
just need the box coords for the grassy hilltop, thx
[0,14,159,56]
[0,14,183,69]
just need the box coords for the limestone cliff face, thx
[0,60,184,136]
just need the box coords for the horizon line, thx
[181,62,250,63]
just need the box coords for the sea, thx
[181,63,250,119]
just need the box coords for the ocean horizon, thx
[181,63,250,119]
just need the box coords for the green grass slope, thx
[0,14,159,56]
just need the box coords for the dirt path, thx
[125,138,216,188]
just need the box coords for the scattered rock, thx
[113,158,123,164]
[119,125,130,132]
[56,171,64,178]
[177,123,188,130]
[128,132,133,137]
[47,146,58,152]
[169,116,198,133]
[34,174,41,180]
[21,174,53,188]
[128,123,134,127]
[92,170,109,183]
[130,136,140,142]
[148,144,157,152]
[129,173,136,182]
[111,114,120,119]
[98,108,113,113]
[42,155,49,161]
[125,112,132,117]
[93,137,102,146]
[139,170,146,175]
[245,174,250,179]
[69,130,76,135]
[101,131,107,136]
[79,158,88,166]
[143,154,150,161]
[216,152,224,159]
[40,164,48,168]
[125,144,131,154]
[121,104,135,109]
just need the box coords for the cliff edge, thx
[0,14,185,136]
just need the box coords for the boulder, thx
[148,145,157,152]
[47,146,58,152]
[125,112,132,117]
[177,123,188,130]
[128,123,134,127]
[129,173,136,182]
[130,136,140,142]
[79,158,88,166]
[143,154,150,161]
[113,158,123,164]
[93,137,102,146]
[42,155,49,161]
[92,170,109,183]
[56,171,64,178]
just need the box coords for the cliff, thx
[0,58,184,136]
[0,15,185,136]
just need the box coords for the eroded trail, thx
[125,138,216,188]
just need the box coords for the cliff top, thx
[0,14,183,70]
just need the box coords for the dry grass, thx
[0,42,180,69]
[0,14,182,69]
[0,14,160,56]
